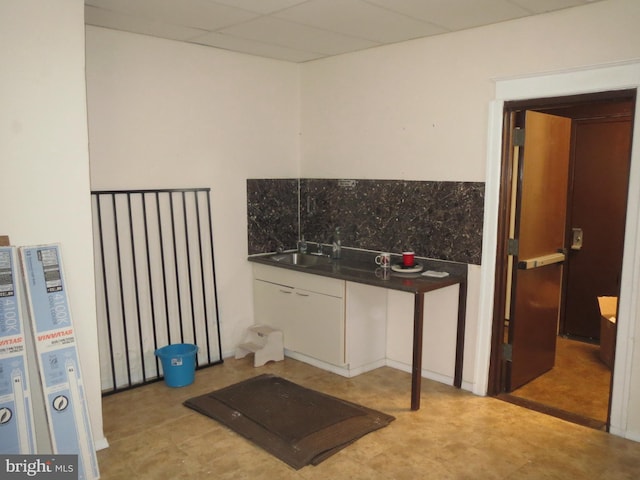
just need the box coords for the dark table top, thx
[248,248,466,294]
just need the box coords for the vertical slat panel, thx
[140,193,161,379]
[92,194,117,391]
[91,188,223,394]
[205,190,223,364]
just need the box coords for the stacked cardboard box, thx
[597,296,617,369]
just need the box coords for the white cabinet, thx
[253,264,345,366]
[252,263,388,375]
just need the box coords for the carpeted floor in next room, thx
[97,357,640,480]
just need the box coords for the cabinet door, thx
[253,279,294,346]
[290,288,345,366]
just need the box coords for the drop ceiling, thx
[85,0,602,63]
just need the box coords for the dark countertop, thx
[248,247,467,294]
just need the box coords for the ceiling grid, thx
[85,0,603,62]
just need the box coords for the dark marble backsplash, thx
[247,178,298,254]
[247,178,484,265]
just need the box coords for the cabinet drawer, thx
[253,263,344,298]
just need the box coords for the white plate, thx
[391,263,423,273]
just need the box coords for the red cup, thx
[402,251,415,267]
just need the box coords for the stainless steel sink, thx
[269,252,332,267]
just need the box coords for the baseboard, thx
[609,425,640,443]
[231,347,468,391]
[93,436,109,451]
[384,358,455,387]
[282,350,387,378]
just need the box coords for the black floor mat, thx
[184,374,395,469]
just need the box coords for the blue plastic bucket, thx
[155,343,198,387]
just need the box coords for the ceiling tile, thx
[509,0,592,14]
[87,0,259,30]
[209,0,309,15]
[85,6,207,41]
[191,31,325,62]
[85,0,130,8]
[366,0,531,31]
[149,0,261,30]
[218,16,379,55]
[274,0,447,43]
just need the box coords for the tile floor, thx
[97,357,640,479]
[511,336,611,423]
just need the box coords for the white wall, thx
[0,0,105,449]
[299,0,640,438]
[300,0,640,182]
[85,27,301,357]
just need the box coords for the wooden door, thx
[563,117,632,339]
[508,111,572,390]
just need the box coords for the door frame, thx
[475,62,640,441]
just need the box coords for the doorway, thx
[488,90,636,429]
